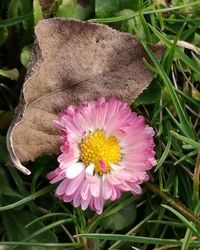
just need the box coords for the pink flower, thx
[47,97,156,214]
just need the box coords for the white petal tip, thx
[66,163,84,179]
[86,163,95,175]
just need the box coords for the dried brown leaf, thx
[6,18,162,175]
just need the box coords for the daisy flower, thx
[47,97,156,214]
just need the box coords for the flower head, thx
[47,97,156,214]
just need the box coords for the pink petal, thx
[130,184,142,195]
[56,179,69,196]
[81,193,91,210]
[73,191,82,208]
[81,181,91,200]
[93,196,104,214]
[91,175,101,197]
[65,172,84,195]
[102,176,112,200]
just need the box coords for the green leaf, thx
[0,68,19,80]
[132,80,161,108]
[118,9,137,33]
[171,0,200,16]
[8,219,73,250]
[19,0,33,30]
[0,136,8,164]
[20,45,31,67]
[95,0,139,18]
[30,155,57,194]
[0,27,8,47]
[0,111,14,133]
[56,0,93,20]
[0,15,29,27]
[0,167,22,198]
[7,0,21,18]
[1,210,57,250]
[33,0,43,26]
[90,1,200,23]
[101,201,136,231]
[119,9,146,39]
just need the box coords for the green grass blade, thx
[162,204,200,239]
[181,201,200,250]
[141,40,196,139]
[164,24,185,75]
[0,242,82,248]
[25,213,70,228]
[146,183,200,228]
[108,210,157,250]
[149,25,200,76]
[174,150,198,165]
[181,230,193,250]
[0,184,57,212]
[174,88,200,108]
[170,131,200,149]
[139,11,152,43]
[0,15,29,27]
[87,195,136,232]
[78,233,200,246]
[89,1,200,23]
[148,220,184,228]
[165,107,182,131]
[7,219,71,250]
[155,132,172,172]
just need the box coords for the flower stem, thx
[145,182,200,228]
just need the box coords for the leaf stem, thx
[145,182,200,228]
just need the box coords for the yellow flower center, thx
[79,130,121,175]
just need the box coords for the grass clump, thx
[0,0,200,249]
